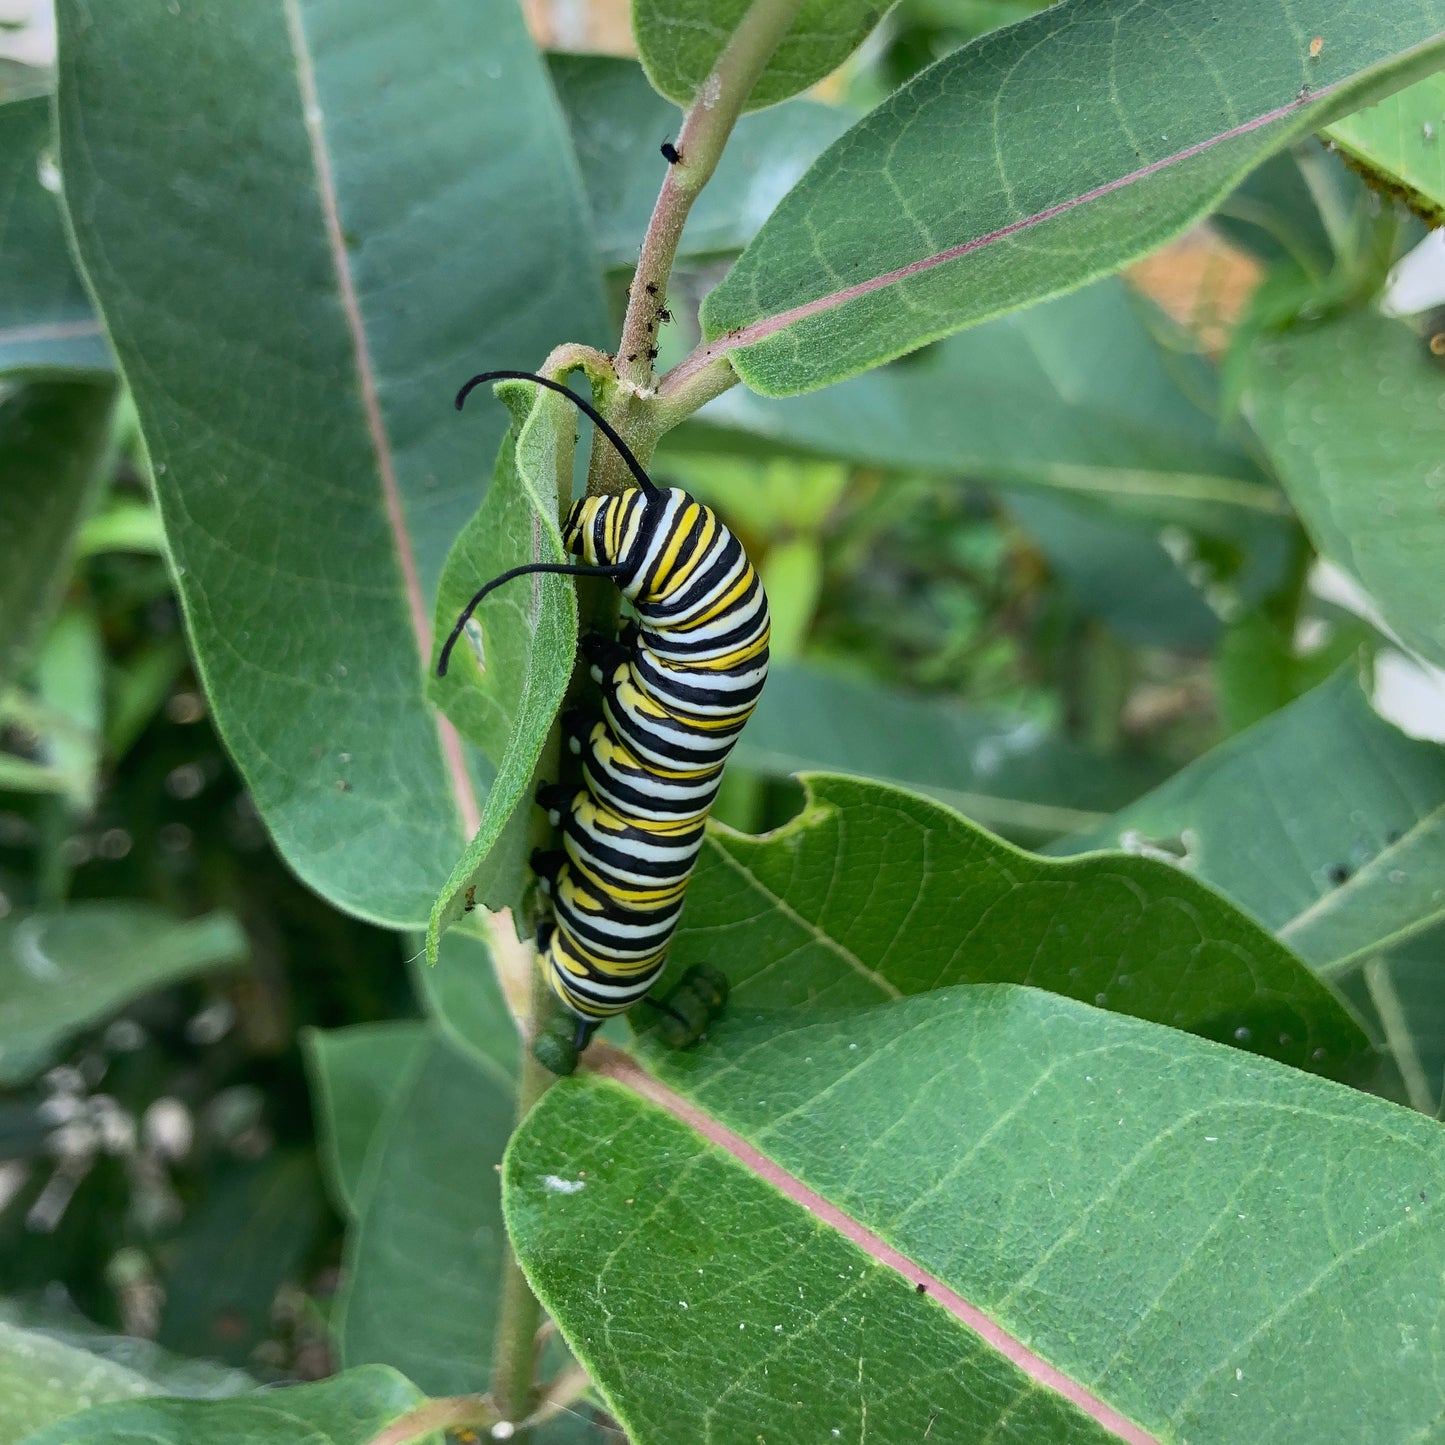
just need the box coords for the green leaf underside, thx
[693,278,1275,522]
[1061,671,1445,975]
[734,663,1161,836]
[632,0,884,111]
[302,1020,428,1218]
[336,1033,513,1396]
[1325,70,1445,224]
[665,774,1368,1077]
[0,384,117,695]
[0,96,109,377]
[701,0,1445,395]
[1247,311,1445,672]
[16,1365,432,1445]
[0,904,248,1086]
[549,54,853,271]
[425,385,579,964]
[56,0,607,927]
[509,988,1445,1445]
[0,1323,154,1445]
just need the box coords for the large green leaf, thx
[0,97,108,377]
[510,989,1445,1444]
[0,385,116,696]
[335,1032,513,1396]
[424,385,578,957]
[0,903,248,1085]
[550,54,852,271]
[0,1323,153,1445]
[632,0,883,111]
[691,279,1279,523]
[698,0,1445,395]
[1059,671,1445,976]
[56,0,608,927]
[1246,311,1445,671]
[734,662,1159,837]
[665,774,1369,1076]
[1325,71,1445,224]
[16,1366,435,1445]
[302,1020,427,1217]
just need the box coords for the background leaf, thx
[664,773,1369,1076]
[334,1032,512,1395]
[1246,311,1445,670]
[301,1020,427,1218]
[16,1365,434,1445]
[0,1299,251,1407]
[1059,671,1445,975]
[508,988,1445,1445]
[699,0,1445,394]
[0,385,117,695]
[734,662,1160,838]
[56,0,608,926]
[632,0,883,111]
[410,929,520,1079]
[0,903,248,1085]
[1324,71,1445,224]
[690,280,1275,522]
[0,1321,154,1445]
[0,96,109,378]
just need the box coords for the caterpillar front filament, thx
[439,371,770,1055]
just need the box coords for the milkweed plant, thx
[3,1,1445,1442]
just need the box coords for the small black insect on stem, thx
[661,140,681,163]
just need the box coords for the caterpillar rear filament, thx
[438,371,770,1058]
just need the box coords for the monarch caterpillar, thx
[438,370,770,1063]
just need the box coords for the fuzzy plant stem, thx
[482,2,811,1427]
[489,965,569,1438]
[590,0,808,494]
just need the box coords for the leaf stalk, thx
[592,0,807,491]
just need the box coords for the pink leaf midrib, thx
[592,1046,1160,1445]
[669,66,1370,395]
[282,0,479,838]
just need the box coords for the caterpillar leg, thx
[579,631,631,682]
[530,848,566,897]
[535,781,577,826]
[560,706,593,758]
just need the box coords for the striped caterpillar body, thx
[439,372,769,1057]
